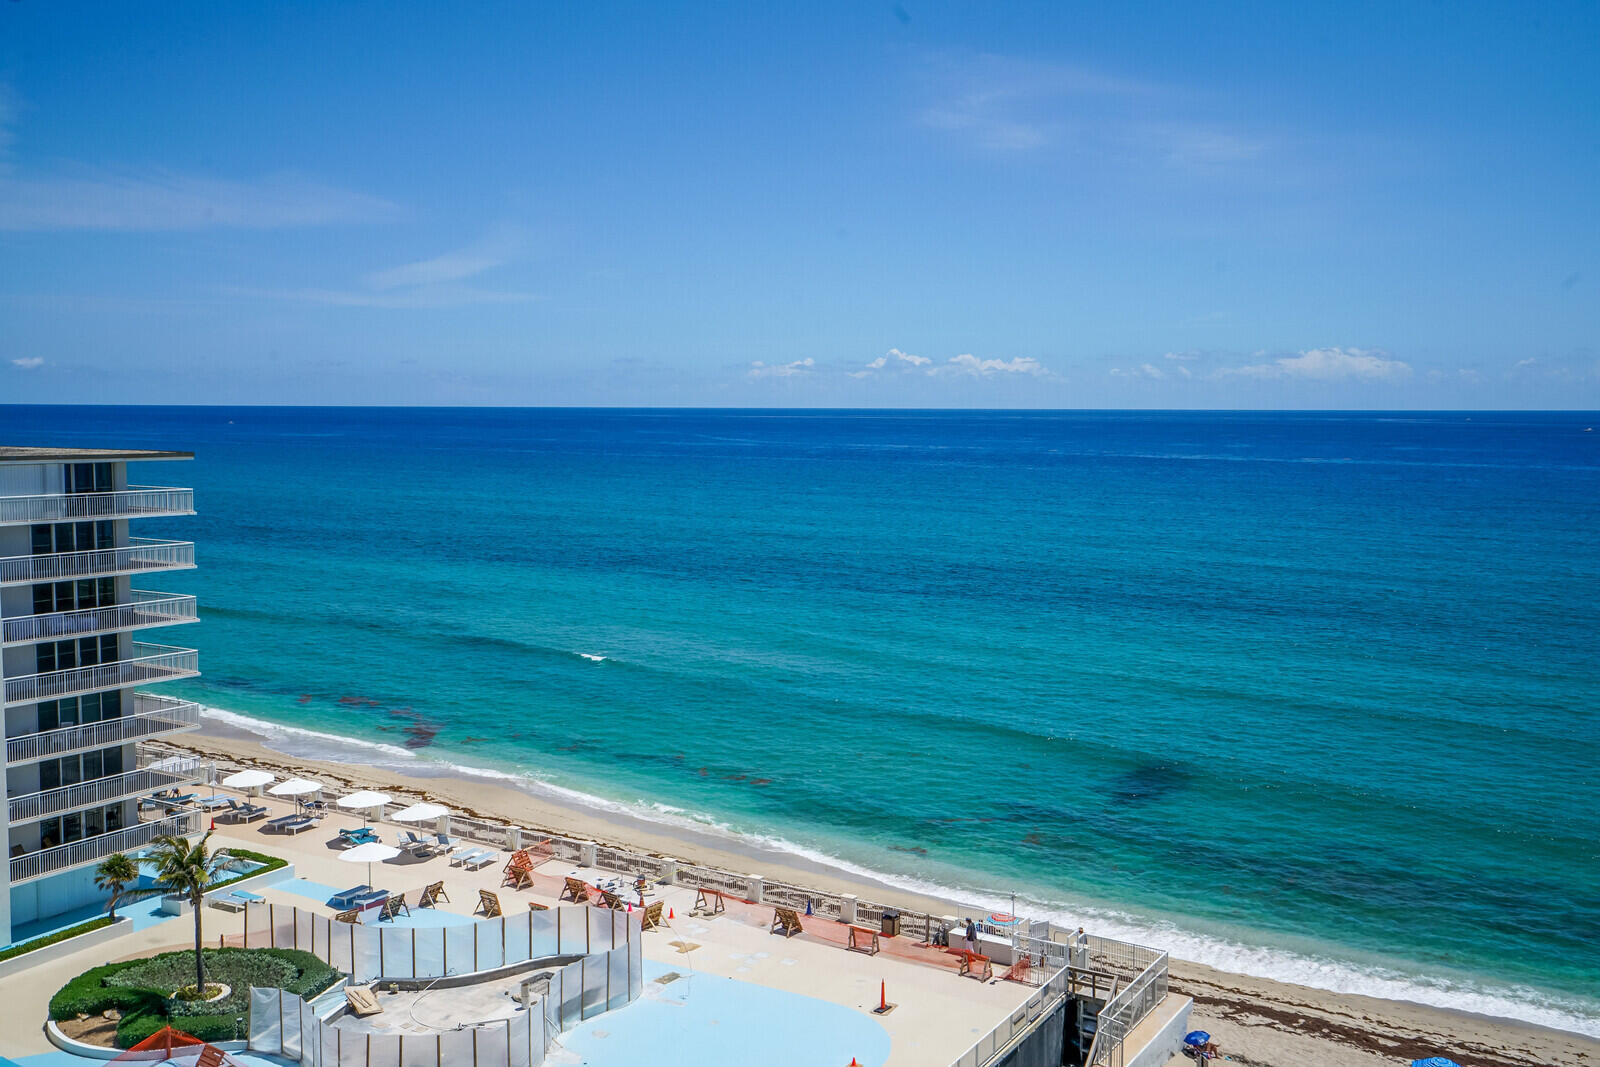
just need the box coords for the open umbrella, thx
[337,790,391,825]
[1183,1031,1211,1048]
[222,769,275,796]
[339,841,401,887]
[269,778,322,814]
[391,801,449,833]
[1412,1060,1462,1067]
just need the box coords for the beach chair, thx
[600,889,628,910]
[418,881,448,907]
[462,850,495,870]
[959,952,993,981]
[476,890,502,918]
[639,901,665,931]
[559,877,591,904]
[344,986,383,1017]
[329,885,375,909]
[693,887,726,915]
[337,827,378,847]
[195,1046,226,1067]
[333,909,359,924]
[528,901,550,912]
[209,888,265,913]
[771,906,804,938]
[847,925,881,955]
[433,833,456,854]
[267,813,313,834]
[503,864,535,890]
[449,847,481,867]
[379,895,409,922]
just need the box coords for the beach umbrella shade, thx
[1411,1060,1461,1067]
[221,769,275,796]
[337,790,391,824]
[1183,1031,1211,1047]
[390,801,449,831]
[339,841,401,887]
[269,778,322,814]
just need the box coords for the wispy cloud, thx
[10,356,44,370]
[1110,362,1169,380]
[930,353,1048,378]
[228,284,538,309]
[365,227,523,290]
[0,170,401,231]
[1218,347,1412,382]
[747,358,814,380]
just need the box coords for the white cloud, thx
[1513,357,1538,369]
[931,353,1048,378]
[888,348,930,366]
[0,170,400,231]
[1109,362,1168,380]
[10,356,44,369]
[366,228,523,290]
[747,358,814,380]
[1163,351,1200,361]
[1220,347,1411,382]
[227,284,538,309]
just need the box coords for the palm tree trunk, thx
[192,897,205,992]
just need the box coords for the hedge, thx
[50,947,341,1048]
[209,847,288,893]
[0,916,113,964]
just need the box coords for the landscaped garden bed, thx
[50,947,341,1047]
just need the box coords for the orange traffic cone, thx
[668,907,674,920]
[880,982,887,1011]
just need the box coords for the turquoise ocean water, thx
[3,406,1595,1033]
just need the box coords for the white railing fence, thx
[3,642,199,704]
[0,486,194,525]
[1,591,198,645]
[0,538,195,585]
[8,810,198,882]
[7,757,205,825]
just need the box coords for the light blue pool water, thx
[271,878,473,925]
[559,960,891,1067]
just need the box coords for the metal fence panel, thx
[248,987,282,1053]
[503,909,531,965]
[380,927,412,979]
[414,926,446,978]
[445,922,476,976]
[475,1022,509,1067]
[530,908,557,959]
[439,1028,474,1067]
[476,916,505,972]
[580,955,606,1020]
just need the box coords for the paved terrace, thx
[0,786,1044,1067]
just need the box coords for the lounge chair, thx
[528,901,549,912]
[418,881,448,907]
[267,813,314,834]
[328,884,376,910]
[208,888,265,913]
[559,877,591,904]
[639,901,665,931]
[226,799,267,823]
[379,895,409,922]
[337,827,379,847]
[476,890,502,918]
[333,909,359,924]
[771,906,804,938]
[401,831,435,856]
[456,849,494,870]
[599,889,628,910]
[432,833,456,854]
[344,986,383,1017]
[196,1046,226,1067]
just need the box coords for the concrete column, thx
[658,858,678,884]
[840,894,858,925]
[508,826,523,850]
[747,875,764,903]
[579,842,598,867]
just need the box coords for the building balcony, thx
[8,811,199,884]
[1,591,198,647]
[2,642,199,706]
[0,486,195,527]
[5,693,203,766]
[0,538,195,586]
[7,757,205,826]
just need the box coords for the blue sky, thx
[1,2,1596,407]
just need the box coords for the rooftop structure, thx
[0,449,203,947]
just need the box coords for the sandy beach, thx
[148,723,1598,1067]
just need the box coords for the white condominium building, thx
[0,447,202,946]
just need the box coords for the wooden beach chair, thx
[195,1046,226,1067]
[693,887,726,915]
[502,849,535,889]
[418,881,448,907]
[560,877,591,904]
[344,986,384,1017]
[528,901,549,912]
[333,909,359,924]
[771,906,804,938]
[379,895,409,922]
[639,901,665,931]
[847,925,881,955]
[959,952,993,981]
[600,888,628,910]
[476,890,502,918]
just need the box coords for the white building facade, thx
[0,447,202,946]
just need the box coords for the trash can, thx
[881,909,901,937]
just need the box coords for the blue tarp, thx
[1412,1059,1462,1067]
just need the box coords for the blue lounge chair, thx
[337,826,379,847]
[328,885,387,910]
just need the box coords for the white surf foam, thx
[578,653,606,662]
[197,703,1600,1038]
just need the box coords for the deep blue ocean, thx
[3,406,1596,1033]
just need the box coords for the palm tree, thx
[94,853,140,922]
[121,833,231,994]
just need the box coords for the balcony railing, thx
[0,538,195,586]
[7,757,205,825]
[2,642,199,705]
[5,693,203,765]
[0,486,195,526]
[9,812,198,884]
[1,591,198,646]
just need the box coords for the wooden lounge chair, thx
[333,909,359,924]
[418,881,448,907]
[344,986,383,1017]
[476,890,502,918]
[771,906,804,938]
[847,925,881,955]
[600,888,629,910]
[196,1046,226,1067]
[693,887,726,915]
[503,865,535,890]
[528,901,549,912]
[959,952,993,981]
[638,901,665,931]
[559,877,591,904]
[379,895,409,922]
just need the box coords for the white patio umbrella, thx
[339,841,401,887]
[269,778,322,814]
[390,802,449,833]
[337,790,391,825]
[221,769,275,796]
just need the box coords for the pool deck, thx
[0,791,1042,1067]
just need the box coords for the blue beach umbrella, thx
[1411,1059,1461,1067]
[1183,1031,1211,1047]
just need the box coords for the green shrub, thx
[0,917,113,963]
[51,946,341,1047]
[208,848,287,893]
